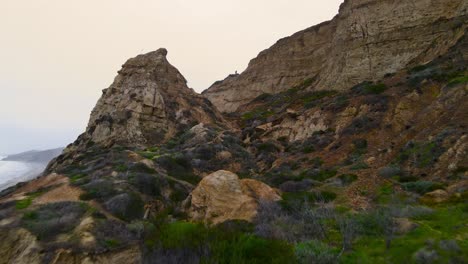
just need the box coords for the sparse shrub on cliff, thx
[129,162,156,173]
[281,191,336,210]
[401,181,445,195]
[378,166,402,178]
[256,141,281,153]
[295,240,338,264]
[342,116,380,135]
[22,202,87,240]
[94,219,137,251]
[337,174,358,186]
[352,81,387,95]
[396,140,445,168]
[362,94,389,112]
[301,90,338,109]
[156,154,199,184]
[279,179,316,193]
[299,168,337,182]
[131,173,165,196]
[79,179,117,201]
[104,192,144,221]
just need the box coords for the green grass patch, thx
[149,221,295,264]
[16,198,33,209]
[343,203,468,263]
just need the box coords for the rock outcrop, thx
[203,0,468,112]
[187,170,280,224]
[83,48,224,146]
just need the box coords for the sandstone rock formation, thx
[187,170,280,224]
[203,0,468,112]
[83,48,224,146]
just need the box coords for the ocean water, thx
[0,156,46,191]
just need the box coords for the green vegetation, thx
[281,191,337,210]
[21,202,87,240]
[115,164,128,172]
[401,181,445,195]
[338,174,358,186]
[363,83,387,94]
[447,74,468,87]
[144,221,295,263]
[15,197,33,209]
[397,141,445,168]
[15,189,46,209]
[342,203,468,263]
[302,90,338,109]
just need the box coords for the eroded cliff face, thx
[85,48,224,146]
[203,0,468,113]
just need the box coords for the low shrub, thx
[281,191,336,210]
[94,219,137,251]
[295,240,338,264]
[397,141,445,168]
[22,202,87,240]
[80,179,117,201]
[145,221,295,264]
[16,197,33,210]
[338,174,358,186]
[104,192,144,221]
[378,166,402,178]
[342,116,380,135]
[131,173,164,196]
[156,154,199,184]
[300,168,337,182]
[401,181,445,195]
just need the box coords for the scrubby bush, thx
[351,81,387,95]
[104,192,144,221]
[281,191,336,210]
[295,240,338,264]
[397,141,445,168]
[337,174,358,186]
[342,116,379,135]
[80,179,117,201]
[131,173,164,196]
[279,179,315,193]
[156,154,199,184]
[22,202,87,240]
[401,181,445,195]
[378,166,402,178]
[362,95,389,112]
[299,168,337,182]
[143,220,295,264]
[94,219,137,251]
[413,248,439,264]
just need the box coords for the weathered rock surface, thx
[83,48,224,146]
[203,0,468,112]
[187,170,280,224]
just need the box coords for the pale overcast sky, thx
[0,0,343,154]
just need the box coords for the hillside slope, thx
[0,1,467,263]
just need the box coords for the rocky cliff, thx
[1,0,467,263]
[203,0,468,113]
[83,48,224,146]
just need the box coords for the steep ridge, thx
[203,0,468,113]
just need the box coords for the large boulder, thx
[187,170,280,224]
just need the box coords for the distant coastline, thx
[0,148,63,191]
